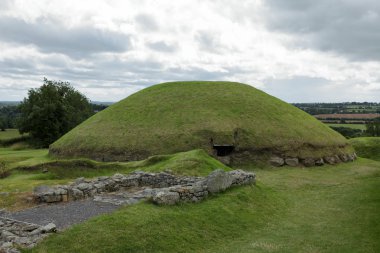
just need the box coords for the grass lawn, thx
[350,137,380,161]
[327,123,366,130]
[0,129,30,148]
[0,148,49,169]
[24,158,380,253]
[0,129,26,141]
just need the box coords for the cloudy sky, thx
[1,0,380,102]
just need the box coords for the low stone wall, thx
[269,153,357,167]
[152,169,255,205]
[0,217,56,253]
[34,169,256,205]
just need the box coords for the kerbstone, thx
[205,169,233,193]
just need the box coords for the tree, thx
[18,78,93,147]
[0,116,6,131]
[366,118,380,137]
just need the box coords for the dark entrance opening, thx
[213,145,234,157]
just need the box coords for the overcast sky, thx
[1,0,380,102]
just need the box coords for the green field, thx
[327,123,366,130]
[25,158,380,253]
[0,129,24,140]
[0,131,379,252]
[0,147,378,252]
[350,137,380,161]
[0,129,30,149]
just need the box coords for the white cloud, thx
[0,0,379,102]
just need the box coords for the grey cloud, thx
[0,0,12,10]
[195,31,223,53]
[0,16,131,58]
[135,14,158,31]
[263,0,380,61]
[146,41,177,53]
[262,76,380,102]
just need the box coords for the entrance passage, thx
[213,145,234,156]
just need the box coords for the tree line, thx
[1,78,109,147]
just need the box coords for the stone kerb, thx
[33,169,256,206]
[269,152,357,167]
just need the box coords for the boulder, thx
[285,157,299,167]
[302,158,315,167]
[33,185,52,195]
[76,183,92,191]
[228,170,256,185]
[347,153,355,162]
[152,191,180,205]
[42,194,62,203]
[315,158,324,166]
[70,188,84,200]
[74,177,85,185]
[324,156,337,165]
[41,223,57,233]
[205,169,233,193]
[269,156,284,167]
[339,154,349,162]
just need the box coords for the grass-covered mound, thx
[27,159,380,253]
[349,137,380,161]
[0,149,229,210]
[50,81,352,162]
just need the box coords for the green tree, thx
[18,78,93,147]
[0,116,6,131]
[366,118,380,136]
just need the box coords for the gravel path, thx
[4,199,120,229]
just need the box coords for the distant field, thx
[315,113,380,120]
[326,123,366,130]
[0,129,26,141]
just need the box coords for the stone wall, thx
[0,217,56,253]
[268,153,357,167]
[34,169,256,205]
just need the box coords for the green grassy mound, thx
[0,149,229,210]
[349,137,380,161]
[50,81,352,162]
[16,149,230,180]
[27,159,380,253]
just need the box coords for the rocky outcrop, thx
[0,217,56,253]
[269,152,357,167]
[34,170,256,205]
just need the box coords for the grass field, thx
[25,158,380,253]
[327,123,366,130]
[0,129,30,149]
[0,129,25,140]
[0,144,378,252]
[349,137,380,161]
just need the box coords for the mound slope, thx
[50,81,353,164]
